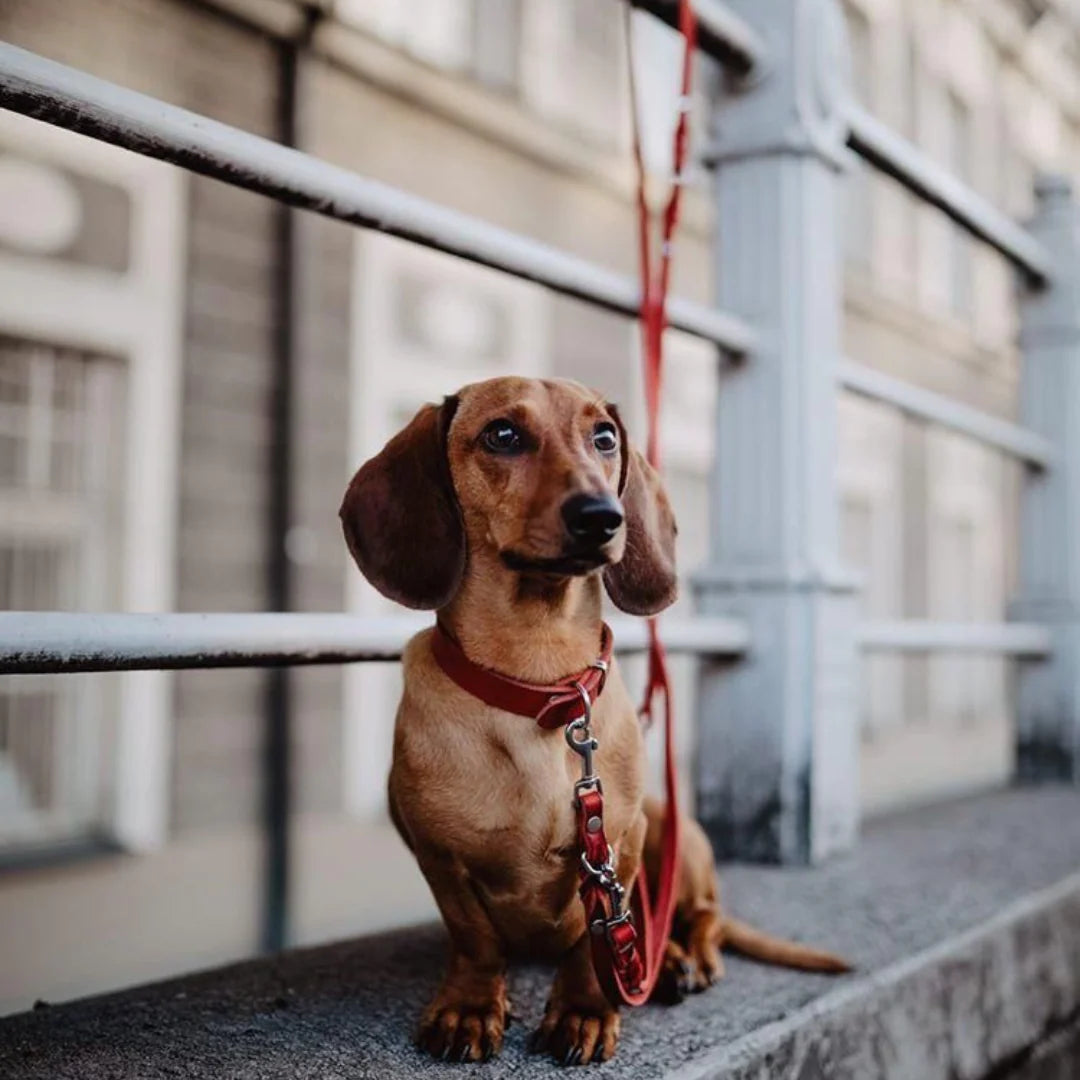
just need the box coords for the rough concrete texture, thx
[1,786,1079,1080]
[1001,1016,1080,1080]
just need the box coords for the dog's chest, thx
[456,725,582,856]
[391,658,645,941]
[401,706,635,871]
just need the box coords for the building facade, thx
[0,0,1076,1014]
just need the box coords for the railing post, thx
[695,0,860,863]
[1015,176,1080,783]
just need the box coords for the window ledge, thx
[2,787,1079,1079]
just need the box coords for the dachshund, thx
[340,376,847,1066]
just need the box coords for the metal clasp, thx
[565,716,597,781]
[591,908,634,940]
[581,846,622,896]
[582,845,631,936]
[564,681,598,788]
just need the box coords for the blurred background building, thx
[0,0,1077,1015]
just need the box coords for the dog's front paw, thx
[417,992,505,1063]
[529,999,620,1066]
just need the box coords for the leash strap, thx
[577,0,698,1007]
[429,3,697,1005]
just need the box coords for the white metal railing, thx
[0,29,1058,673]
[0,43,756,358]
[838,361,1053,470]
[845,103,1053,284]
[630,0,764,75]
[0,612,750,674]
[859,620,1052,656]
[0,0,1071,872]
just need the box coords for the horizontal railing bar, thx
[859,620,1052,656]
[838,360,1053,469]
[0,43,757,357]
[0,612,750,675]
[628,0,765,76]
[846,104,1052,285]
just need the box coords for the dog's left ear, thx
[602,406,678,615]
[339,396,465,610]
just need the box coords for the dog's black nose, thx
[562,493,624,545]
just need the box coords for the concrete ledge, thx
[1,787,1079,1079]
[669,872,1080,1080]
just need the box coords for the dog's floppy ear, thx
[340,396,464,610]
[602,405,678,615]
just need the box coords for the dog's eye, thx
[593,423,618,456]
[481,419,523,454]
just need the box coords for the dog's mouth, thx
[500,549,610,576]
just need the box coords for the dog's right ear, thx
[339,396,464,610]
[602,405,678,616]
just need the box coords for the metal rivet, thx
[586,815,602,834]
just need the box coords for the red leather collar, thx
[430,622,613,730]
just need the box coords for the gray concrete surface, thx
[1002,1016,1080,1080]
[1,786,1079,1079]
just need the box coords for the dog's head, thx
[340,376,677,614]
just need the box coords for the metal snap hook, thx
[565,715,598,780]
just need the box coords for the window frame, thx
[0,111,187,853]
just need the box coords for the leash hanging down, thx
[429,1,699,1009]
[576,0,699,1007]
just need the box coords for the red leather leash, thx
[430,0,697,1007]
[583,0,699,1006]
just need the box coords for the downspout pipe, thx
[262,3,321,955]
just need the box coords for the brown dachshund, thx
[340,376,847,1066]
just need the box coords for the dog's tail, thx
[720,917,850,973]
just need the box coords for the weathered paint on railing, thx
[0,43,757,357]
[839,361,1053,469]
[0,612,750,675]
[847,103,1052,284]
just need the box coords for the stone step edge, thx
[666,870,1080,1080]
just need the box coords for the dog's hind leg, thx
[643,799,849,1001]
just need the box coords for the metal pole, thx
[261,8,317,955]
[695,0,860,864]
[1014,175,1080,783]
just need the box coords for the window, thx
[946,90,974,319]
[900,29,921,289]
[918,430,1012,807]
[336,0,521,90]
[336,0,630,151]
[0,340,125,851]
[837,394,904,745]
[927,432,1008,734]
[843,5,874,269]
[0,109,185,857]
[520,0,625,148]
